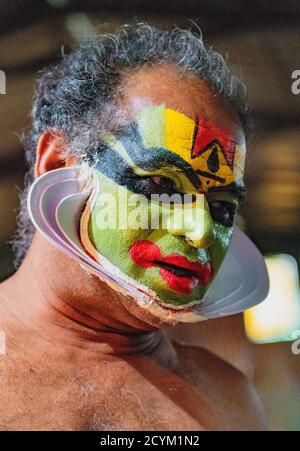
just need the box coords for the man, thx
[0,23,268,430]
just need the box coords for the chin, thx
[111,274,207,326]
[121,272,208,325]
[143,293,206,325]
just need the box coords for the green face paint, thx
[80,105,246,308]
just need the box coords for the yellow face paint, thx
[137,105,246,192]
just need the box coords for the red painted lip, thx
[130,240,213,294]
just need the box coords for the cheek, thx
[209,223,233,269]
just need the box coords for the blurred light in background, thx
[244,254,300,344]
[65,13,95,42]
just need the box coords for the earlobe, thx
[35,130,70,178]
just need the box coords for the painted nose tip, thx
[167,214,215,249]
[185,229,215,249]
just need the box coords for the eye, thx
[208,200,237,227]
[130,174,183,199]
[150,175,177,193]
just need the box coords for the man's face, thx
[80,104,246,308]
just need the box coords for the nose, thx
[166,194,215,249]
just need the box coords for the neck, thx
[0,233,173,359]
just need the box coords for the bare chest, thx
[0,356,231,431]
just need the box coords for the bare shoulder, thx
[172,340,270,431]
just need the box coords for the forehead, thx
[120,64,241,131]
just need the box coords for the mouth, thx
[153,260,200,278]
[130,240,213,295]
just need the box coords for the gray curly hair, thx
[12,21,247,267]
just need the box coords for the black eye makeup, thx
[208,200,237,228]
[130,174,184,199]
[150,175,176,192]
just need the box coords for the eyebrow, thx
[206,182,247,202]
[136,152,190,174]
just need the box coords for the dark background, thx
[0,0,299,430]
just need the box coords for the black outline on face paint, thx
[207,182,247,204]
[87,115,245,202]
[192,114,236,170]
[117,122,201,188]
[88,122,201,195]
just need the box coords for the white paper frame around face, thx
[28,167,269,322]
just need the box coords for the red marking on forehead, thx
[192,115,236,168]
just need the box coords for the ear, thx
[35,130,78,178]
